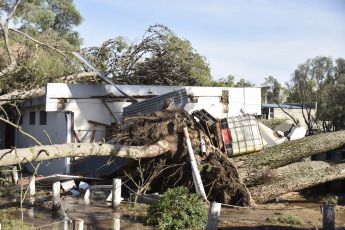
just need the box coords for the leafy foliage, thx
[146,186,208,229]
[82,24,212,86]
[212,75,254,87]
[261,76,287,104]
[0,0,83,94]
[286,56,335,133]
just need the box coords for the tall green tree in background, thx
[286,56,345,132]
[212,75,254,87]
[82,24,212,86]
[318,58,345,131]
[0,0,83,94]
[261,76,287,104]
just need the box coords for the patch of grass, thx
[0,213,35,230]
[281,214,304,225]
[266,217,279,224]
[266,213,304,225]
[321,196,339,205]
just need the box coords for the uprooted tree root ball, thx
[119,109,253,206]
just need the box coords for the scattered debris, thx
[60,180,75,192]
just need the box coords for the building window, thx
[29,111,35,125]
[40,111,47,125]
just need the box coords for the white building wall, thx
[16,105,67,175]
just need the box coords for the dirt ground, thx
[218,192,345,230]
[1,192,345,229]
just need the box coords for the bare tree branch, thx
[6,0,21,23]
[9,27,69,60]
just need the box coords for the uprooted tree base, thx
[119,109,253,206]
[118,109,345,206]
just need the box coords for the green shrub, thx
[282,214,304,225]
[146,186,208,229]
[266,214,304,225]
[321,196,339,205]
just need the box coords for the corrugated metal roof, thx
[262,103,316,109]
[122,89,188,118]
[263,104,303,109]
[72,156,131,176]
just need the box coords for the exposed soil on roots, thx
[119,109,252,206]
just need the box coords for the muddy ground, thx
[0,192,345,229]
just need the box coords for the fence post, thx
[322,204,335,230]
[206,202,221,230]
[11,166,18,184]
[112,212,121,230]
[73,218,84,230]
[112,178,121,210]
[52,181,61,211]
[29,175,35,197]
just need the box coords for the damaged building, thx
[12,83,262,176]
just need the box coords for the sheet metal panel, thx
[72,156,131,176]
[123,89,188,118]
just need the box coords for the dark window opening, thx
[29,112,35,125]
[40,111,47,125]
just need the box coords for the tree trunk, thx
[0,141,169,167]
[249,160,345,203]
[233,130,345,186]
[0,127,344,205]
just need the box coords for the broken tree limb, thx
[233,130,345,186]
[0,87,45,106]
[249,160,345,203]
[0,72,98,106]
[0,141,169,167]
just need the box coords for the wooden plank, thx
[90,125,97,143]
[101,98,121,125]
[74,131,81,143]
[88,120,112,127]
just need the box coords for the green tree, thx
[212,75,235,87]
[212,75,254,88]
[234,78,254,87]
[0,0,83,94]
[82,24,212,86]
[261,76,286,104]
[286,56,336,133]
[318,58,345,131]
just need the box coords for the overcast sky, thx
[74,0,345,86]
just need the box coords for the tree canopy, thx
[283,56,345,132]
[261,76,287,104]
[82,24,213,86]
[0,0,83,94]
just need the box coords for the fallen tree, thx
[0,72,98,106]
[0,141,169,167]
[0,109,344,206]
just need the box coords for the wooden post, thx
[101,98,121,125]
[112,212,121,230]
[112,178,121,210]
[52,181,61,211]
[29,176,35,197]
[11,166,18,184]
[84,188,90,204]
[322,204,335,230]
[73,218,84,230]
[206,202,221,230]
